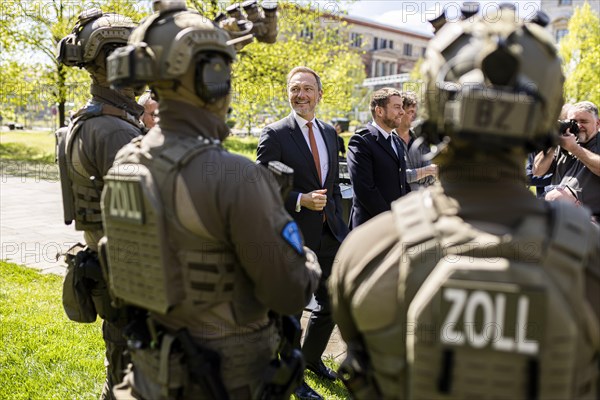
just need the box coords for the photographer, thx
[533,101,600,220]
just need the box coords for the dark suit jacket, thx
[257,114,348,250]
[347,123,410,229]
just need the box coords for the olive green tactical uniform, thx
[103,3,320,397]
[56,10,143,400]
[330,5,600,400]
[109,99,319,399]
[66,86,143,400]
[331,165,600,399]
[69,86,144,251]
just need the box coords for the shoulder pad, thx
[355,127,370,136]
[73,102,103,121]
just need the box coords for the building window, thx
[350,32,362,48]
[374,37,378,50]
[374,60,380,77]
[389,40,394,49]
[556,29,569,41]
[559,0,572,5]
[381,38,387,49]
[403,43,413,56]
[421,47,426,57]
[299,26,313,40]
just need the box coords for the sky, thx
[324,0,543,34]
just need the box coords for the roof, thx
[339,14,434,39]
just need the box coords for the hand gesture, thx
[300,189,327,211]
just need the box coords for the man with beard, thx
[346,88,410,229]
[533,101,600,221]
[330,6,600,399]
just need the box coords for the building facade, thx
[540,0,600,43]
[342,15,432,79]
[328,15,432,89]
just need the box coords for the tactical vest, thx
[56,102,141,231]
[352,187,599,399]
[101,135,242,315]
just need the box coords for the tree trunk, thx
[57,63,66,127]
[58,101,65,128]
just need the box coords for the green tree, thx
[217,2,366,132]
[0,1,150,127]
[558,1,600,105]
[405,57,425,101]
[0,61,50,126]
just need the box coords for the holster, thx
[62,243,121,323]
[63,243,96,323]
[259,315,305,400]
[176,328,229,400]
[338,346,382,400]
[126,318,228,400]
[130,334,187,399]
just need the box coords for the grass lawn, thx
[0,130,349,398]
[0,262,105,399]
[0,129,258,164]
[0,130,56,164]
[0,262,350,399]
[0,130,259,182]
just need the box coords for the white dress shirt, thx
[372,120,399,157]
[293,112,330,211]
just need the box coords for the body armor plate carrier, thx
[56,101,141,230]
[350,186,600,400]
[101,135,236,314]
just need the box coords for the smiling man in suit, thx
[257,66,348,400]
[347,87,411,229]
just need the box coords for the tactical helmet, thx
[57,8,135,67]
[419,5,564,151]
[107,0,238,107]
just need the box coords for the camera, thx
[558,119,579,135]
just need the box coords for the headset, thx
[195,53,232,103]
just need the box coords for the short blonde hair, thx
[286,66,322,91]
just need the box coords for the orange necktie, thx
[307,121,322,185]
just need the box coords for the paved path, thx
[1,174,82,274]
[0,173,346,362]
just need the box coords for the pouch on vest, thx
[62,243,97,323]
[393,193,599,400]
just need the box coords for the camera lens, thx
[570,120,580,134]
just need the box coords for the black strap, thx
[527,358,540,400]
[437,349,454,394]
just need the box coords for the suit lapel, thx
[370,124,398,163]
[287,114,321,185]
